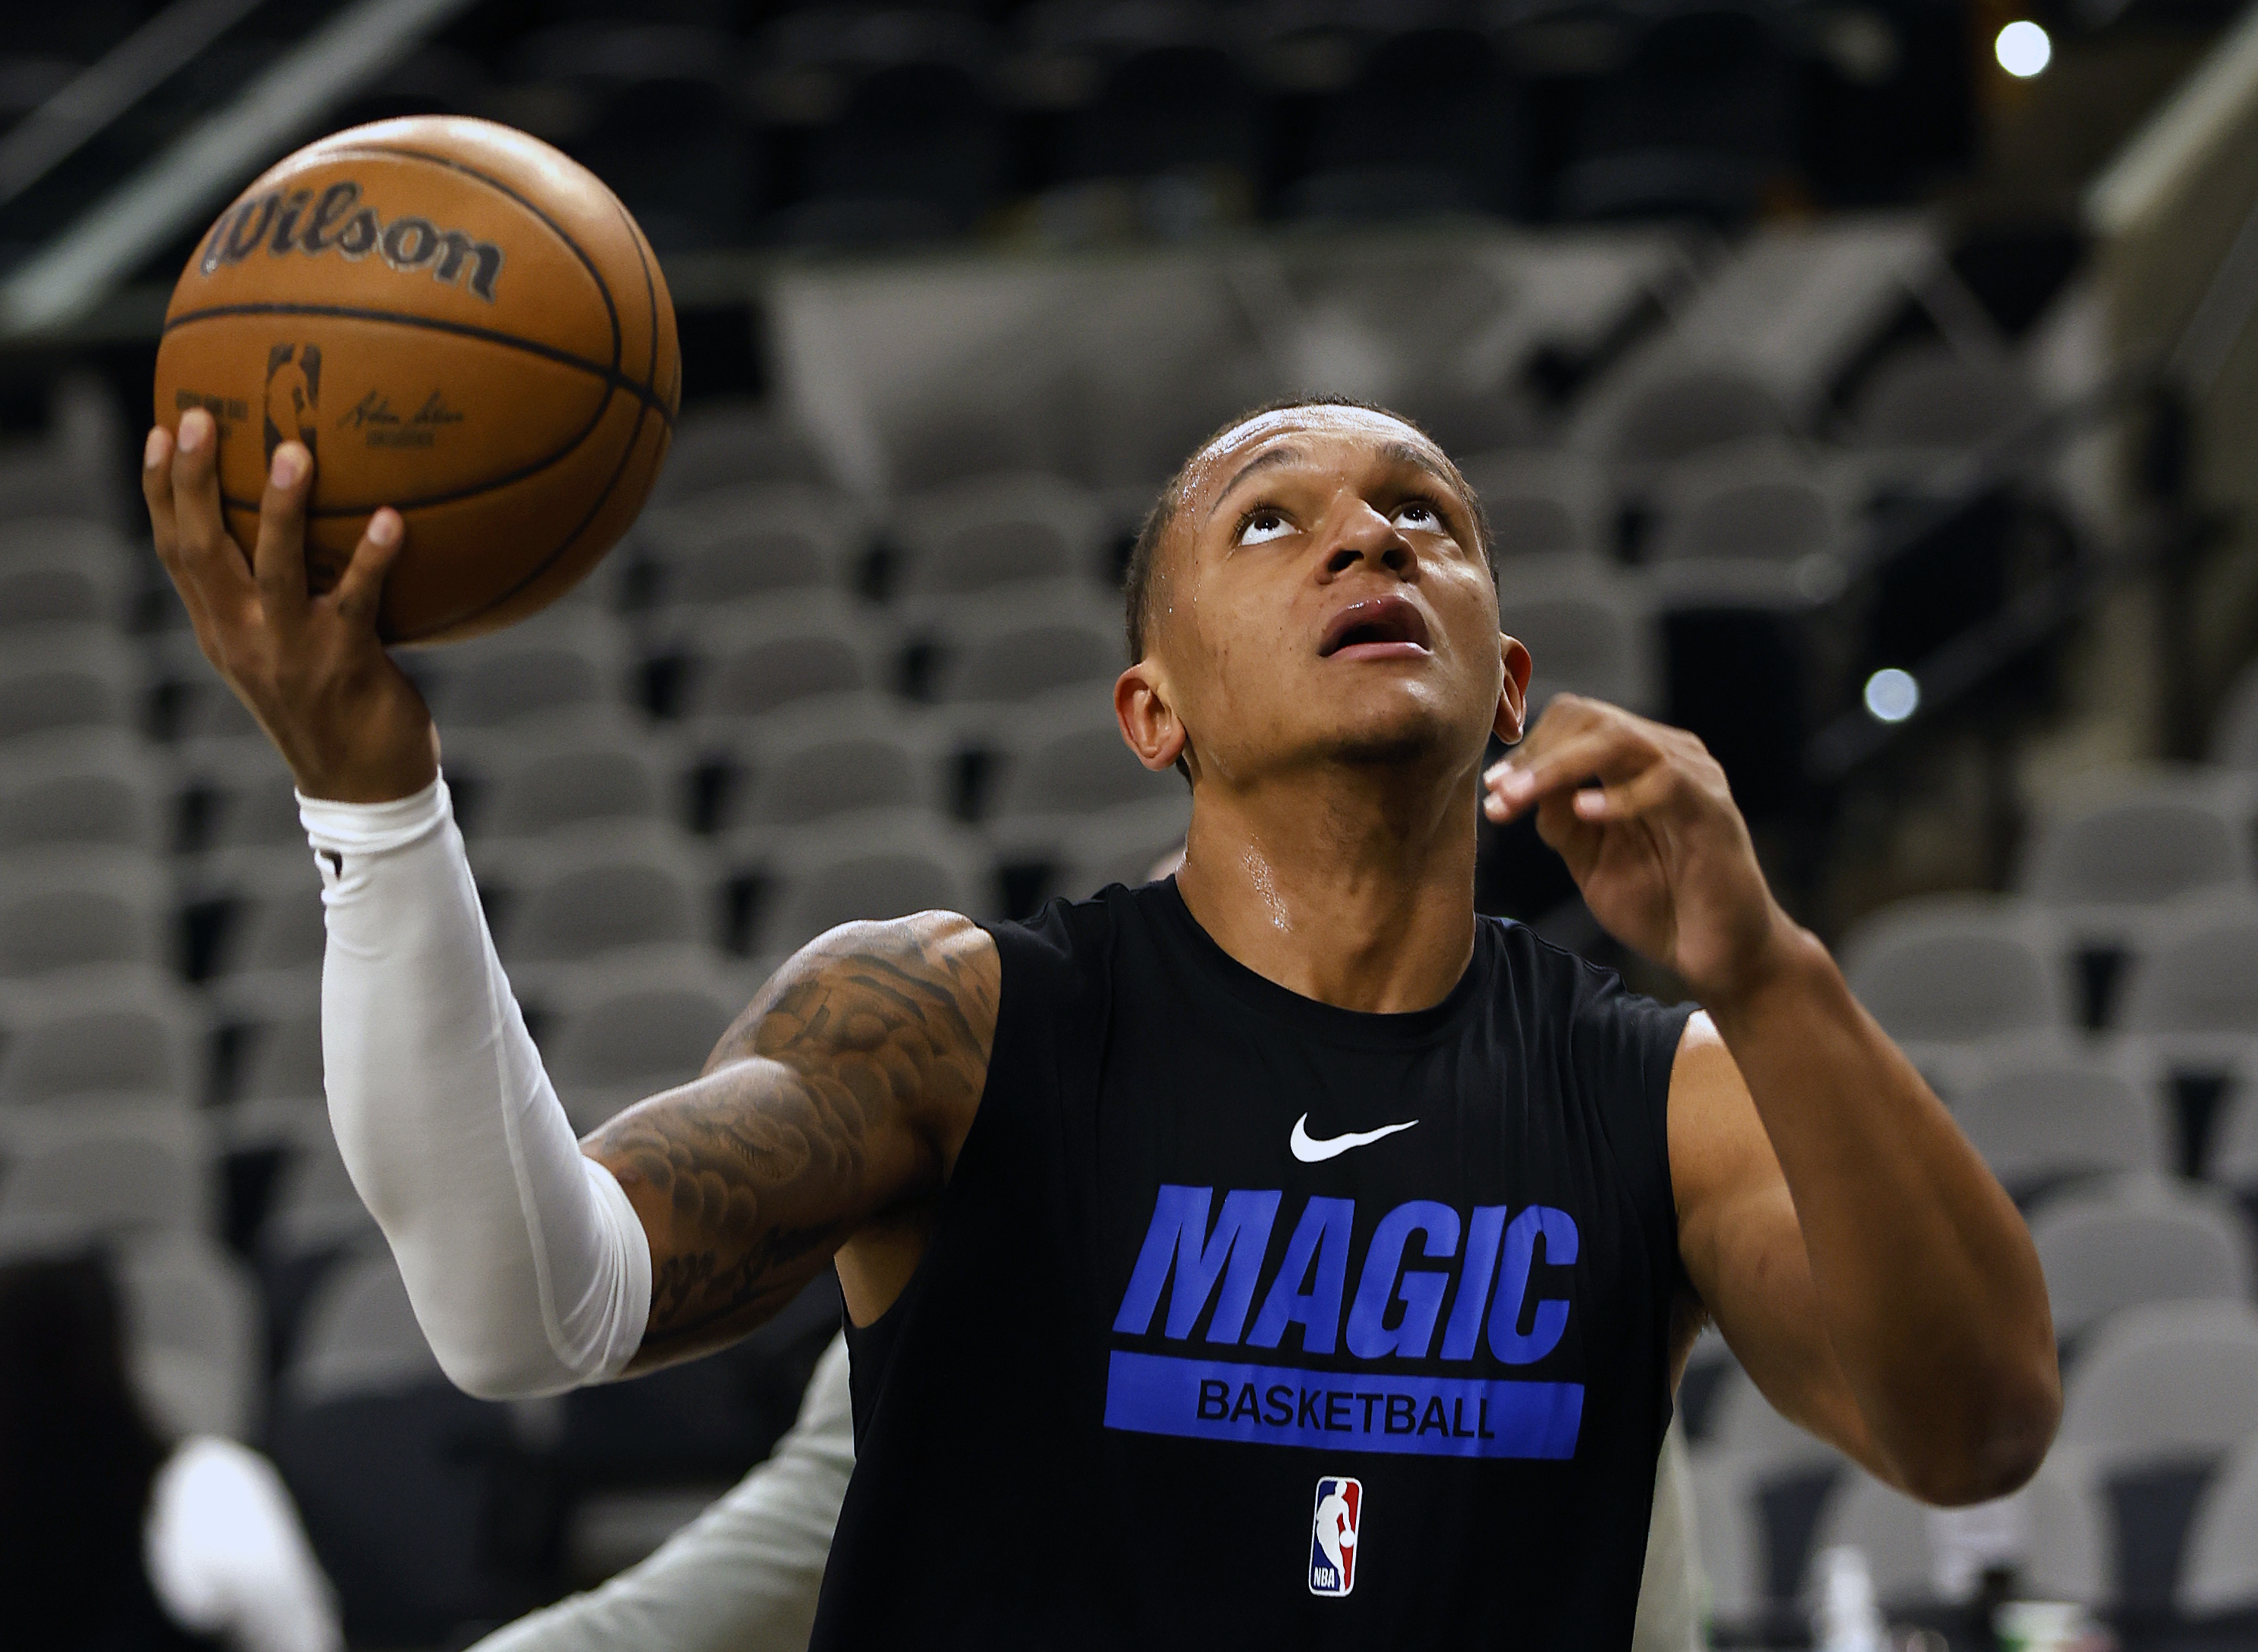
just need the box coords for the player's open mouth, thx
[1319,594,1432,660]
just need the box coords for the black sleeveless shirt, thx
[815,879,1692,1649]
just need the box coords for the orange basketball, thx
[152,116,678,644]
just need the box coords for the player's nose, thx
[1319,498,1415,581]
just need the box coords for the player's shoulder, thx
[731,911,1001,1067]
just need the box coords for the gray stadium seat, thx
[2058,1301,2258,1469]
[0,1111,212,1238]
[1851,346,2035,453]
[681,597,886,730]
[1685,1447,1768,1631]
[2030,1179,2254,1345]
[429,610,632,730]
[1950,1050,2173,1197]
[234,1006,326,1112]
[0,627,139,746]
[2211,659,2258,772]
[636,482,866,613]
[1805,1452,2108,1610]
[718,701,947,832]
[2178,1432,2258,1617]
[285,1243,444,1408]
[0,733,168,853]
[1650,453,1841,566]
[1494,556,1659,713]
[0,847,172,979]
[648,402,836,503]
[2119,905,2258,1048]
[2017,768,2251,919]
[1456,450,1609,561]
[1051,795,1196,901]
[2207,1082,2258,1192]
[0,969,204,1109]
[1702,1362,1838,1475]
[753,812,993,956]
[1587,367,1791,467]
[260,1130,375,1265]
[985,691,1183,855]
[495,823,719,967]
[891,472,1105,597]
[190,746,311,855]
[118,1233,264,1440]
[204,849,326,998]
[1839,895,2069,1047]
[540,950,745,1133]
[475,728,675,843]
[0,539,130,632]
[924,585,1123,707]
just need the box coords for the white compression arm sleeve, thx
[302,776,652,1399]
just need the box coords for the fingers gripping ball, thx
[152,116,678,644]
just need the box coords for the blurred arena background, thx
[3,0,2258,1646]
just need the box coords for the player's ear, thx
[1116,660,1188,773]
[1494,633,1533,745]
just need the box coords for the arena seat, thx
[714,700,948,833]
[2017,769,2253,960]
[1950,1049,2174,1201]
[430,610,636,731]
[2119,903,2258,1055]
[474,727,678,844]
[0,732,169,854]
[647,403,839,505]
[1850,345,2037,455]
[1051,795,1194,902]
[494,822,721,969]
[0,626,141,747]
[2031,1179,2254,1348]
[0,846,173,979]
[678,597,888,734]
[201,847,326,1003]
[921,585,1123,708]
[536,947,744,1133]
[1648,451,1843,566]
[634,483,867,617]
[1584,366,1791,470]
[2060,1302,2258,1469]
[890,472,1108,598]
[0,1110,212,1240]
[0,968,205,1110]
[1684,1446,1771,1633]
[750,811,995,957]
[118,1232,264,1440]
[1494,555,1660,713]
[985,690,1184,855]
[2209,658,2258,772]
[1457,450,1611,562]
[2179,1432,2258,1619]
[1288,26,1527,221]
[1838,894,2070,1054]
[0,537,131,632]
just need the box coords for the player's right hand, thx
[144,406,438,803]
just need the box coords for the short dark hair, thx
[1122,394,1495,661]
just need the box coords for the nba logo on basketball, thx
[1308,1476,1361,1597]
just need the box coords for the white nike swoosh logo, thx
[1290,1114,1419,1163]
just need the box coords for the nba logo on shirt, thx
[1309,1476,1362,1597]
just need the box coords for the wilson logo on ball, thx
[198,181,505,302]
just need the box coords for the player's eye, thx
[1390,499,1445,532]
[1237,508,1294,546]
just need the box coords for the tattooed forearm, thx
[584,911,999,1369]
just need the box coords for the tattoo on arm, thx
[584,913,999,1366]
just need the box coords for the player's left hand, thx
[1482,695,1799,1006]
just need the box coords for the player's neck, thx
[1173,764,1480,1015]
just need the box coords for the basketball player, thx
[143,397,2059,1646]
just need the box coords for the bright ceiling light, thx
[1864,668,1920,724]
[1996,20,2052,78]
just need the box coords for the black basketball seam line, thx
[305,134,624,375]
[457,201,669,630]
[162,302,673,430]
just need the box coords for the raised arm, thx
[1486,696,2060,1505]
[143,409,994,1395]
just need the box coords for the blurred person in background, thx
[0,1251,340,1652]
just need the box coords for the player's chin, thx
[1312,698,1473,771]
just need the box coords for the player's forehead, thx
[1179,405,1456,518]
